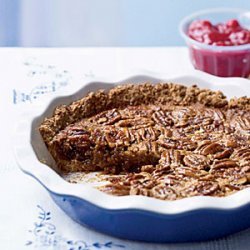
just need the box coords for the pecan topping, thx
[40,82,250,201]
[183,154,209,169]
[159,150,183,168]
[95,109,121,125]
[150,185,178,200]
[194,181,220,196]
[152,110,173,127]
[212,159,238,170]
[231,115,250,137]
[196,141,224,155]
[214,149,233,159]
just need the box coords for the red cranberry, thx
[216,23,227,33]
[226,19,240,29]
[230,30,250,45]
[189,20,212,30]
[201,20,212,28]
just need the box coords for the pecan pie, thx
[39,83,250,200]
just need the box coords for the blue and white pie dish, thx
[14,71,250,243]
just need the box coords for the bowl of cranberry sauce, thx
[180,9,250,78]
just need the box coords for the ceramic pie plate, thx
[14,70,250,243]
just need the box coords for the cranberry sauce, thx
[187,19,250,77]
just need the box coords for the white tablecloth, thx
[1,47,250,250]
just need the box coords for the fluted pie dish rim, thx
[14,70,250,215]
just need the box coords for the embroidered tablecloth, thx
[1,47,250,250]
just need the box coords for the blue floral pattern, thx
[26,205,126,249]
[13,57,71,104]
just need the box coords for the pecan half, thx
[183,154,209,169]
[196,141,224,155]
[212,159,238,170]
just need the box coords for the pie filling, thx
[39,83,250,200]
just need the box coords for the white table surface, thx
[1,47,250,250]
